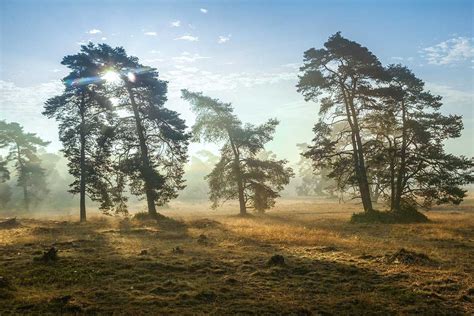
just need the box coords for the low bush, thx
[351,209,429,224]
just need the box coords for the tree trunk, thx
[79,95,87,222]
[342,86,373,213]
[236,172,247,216]
[126,85,158,217]
[394,101,407,212]
[22,182,29,212]
[389,142,396,212]
[16,143,29,211]
[228,136,246,215]
[354,130,374,212]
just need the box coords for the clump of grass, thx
[384,248,435,265]
[267,254,285,266]
[0,276,15,299]
[351,209,429,224]
[133,212,164,221]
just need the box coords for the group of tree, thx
[297,32,473,216]
[0,121,49,211]
[3,35,471,221]
[41,43,292,221]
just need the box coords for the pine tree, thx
[297,32,387,212]
[182,90,293,215]
[0,121,50,211]
[44,43,120,221]
[89,44,190,218]
[377,65,473,210]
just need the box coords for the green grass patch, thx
[350,209,429,224]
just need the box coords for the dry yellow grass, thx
[0,198,473,314]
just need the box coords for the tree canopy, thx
[298,32,473,215]
[182,90,293,214]
[0,121,50,211]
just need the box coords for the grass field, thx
[0,198,473,315]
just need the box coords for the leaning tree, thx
[182,90,293,215]
[0,121,49,211]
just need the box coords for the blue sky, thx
[1,0,473,163]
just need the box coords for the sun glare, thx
[102,70,121,84]
[127,72,136,82]
[109,97,120,106]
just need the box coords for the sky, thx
[1,0,473,164]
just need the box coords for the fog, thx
[0,148,327,215]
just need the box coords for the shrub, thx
[351,209,429,224]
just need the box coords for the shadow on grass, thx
[0,216,467,314]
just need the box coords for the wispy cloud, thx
[281,63,301,70]
[87,29,102,34]
[390,56,414,62]
[421,37,474,65]
[172,52,210,63]
[144,58,165,64]
[144,31,157,36]
[0,80,63,150]
[174,65,200,73]
[171,20,181,27]
[175,35,199,42]
[426,82,473,106]
[200,8,208,14]
[162,68,297,98]
[218,35,231,44]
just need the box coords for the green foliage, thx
[182,90,293,213]
[43,44,123,215]
[298,33,473,214]
[297,32,387,212]
[0,121,50,210]
[350,209,429,224]
[91,44,191,208]
[44,43,191,217]
[368,64,473,210]
[0,158,9,183]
